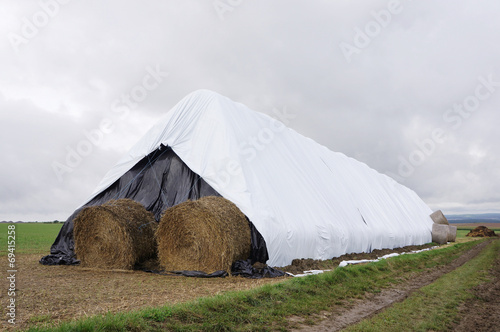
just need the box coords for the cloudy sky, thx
[1,0,499,221]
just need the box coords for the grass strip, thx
[345,238,499,332]
[26,239,486,332]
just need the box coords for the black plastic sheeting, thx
[144,260,288,279]
[231,260,287,279]
[145,270,229,278]
[40,146,273,277]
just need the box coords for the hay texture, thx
[430,210,449,225]
[466,226,498,237]
[74,199,157,269]
[156,196,251,274]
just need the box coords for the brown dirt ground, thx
[0,255,285,331]
[279,243,436,275]
[292,239,497,331]
[465,226,499,238]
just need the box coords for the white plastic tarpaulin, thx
[85,90,433,267]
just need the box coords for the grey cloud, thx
[1,0,499,220]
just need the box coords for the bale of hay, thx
[448,225,457,242]
[74,199,157,269]
[432,223,449,244]
[156,196,251,274]
[430,210,449,225]
[466,226,498,237]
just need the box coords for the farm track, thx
[452,241,500,331]
[293,239,494,331]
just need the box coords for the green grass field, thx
[0,223,63,255]
[456,227,500,239]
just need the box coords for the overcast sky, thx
[1,0,499,221]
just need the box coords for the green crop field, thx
[0,223,63,255]
[456,229,471,238]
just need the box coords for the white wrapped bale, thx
[432,223,449,244]
[430,210,449,225]
[448,225,457,242]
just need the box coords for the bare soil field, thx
[450,222,500,229]
[0,255,284,330]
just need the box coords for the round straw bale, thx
[430,210,449,225]
[448,225,457,242]
[431,223,449,245]
[74,199,157,269]
[156,196,251,274]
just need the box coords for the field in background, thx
[455,225,499,239]
[453,223,500,230]
[0,223,62,255]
